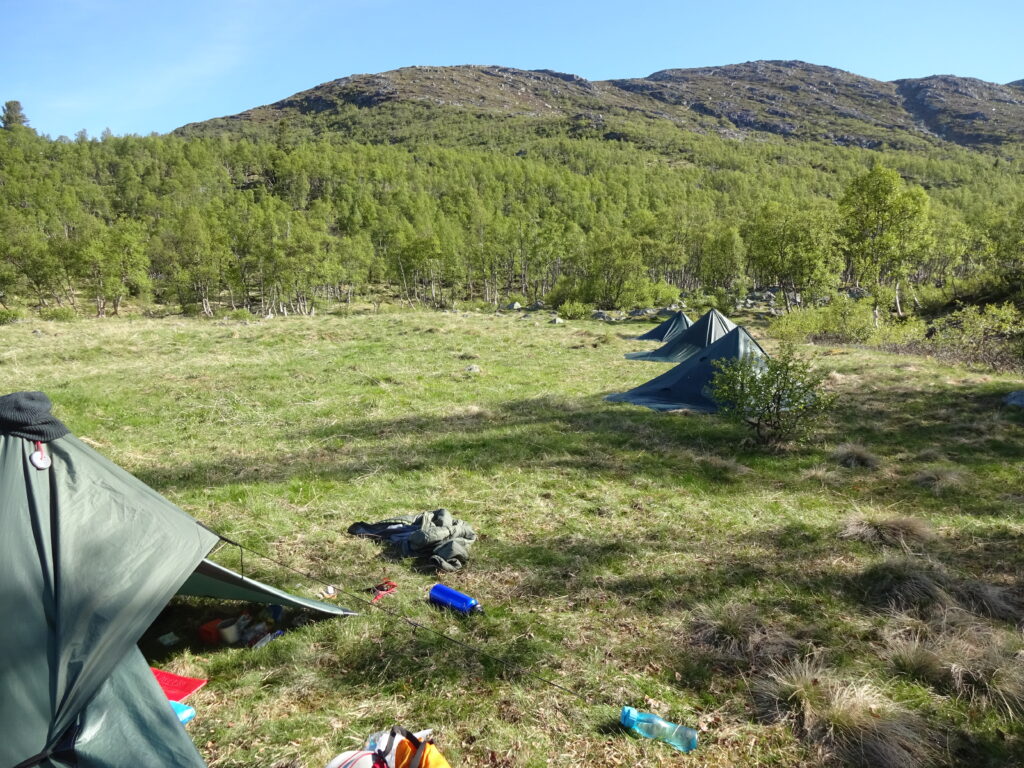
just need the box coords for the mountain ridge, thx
[176,60,1024,150]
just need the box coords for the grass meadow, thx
[3,308,1023,767]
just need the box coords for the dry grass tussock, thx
[912,466,970,495]
[689,602,802,664]
[885,620,1024,718]
[801,465,843,487]
[832,442,881,469]
[699,454,753,479]
[861,558,957,615]
[445,404,493,420]
[839,516,935,548]
[752,659,936,768]
[861,558,1022,621]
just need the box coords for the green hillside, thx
[2,61,1023,339]
[178,61,1024,151]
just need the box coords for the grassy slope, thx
[3,310,1022,767]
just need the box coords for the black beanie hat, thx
[0,391,70,441]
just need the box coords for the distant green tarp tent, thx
[607,326,767,412]
[626,308,736,362]
[0,391,351,768]
[634,311,692,342]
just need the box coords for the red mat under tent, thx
[150,667,207,701]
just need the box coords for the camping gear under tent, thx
[625,308,736,362]
[607,326,767,412]
[0,391,352,768]
[634,310,692,342]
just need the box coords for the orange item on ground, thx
[393,734,451,768]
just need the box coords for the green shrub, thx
[710,343,836,447]
[219,308,255,322]
[684,291,716,317]
[547,275,679,312]
[0,308,23,325]
[868,316,928,346]
[648,280,681,308]
[38,306,78,322]
[928,302,1024,369]
[769,296,876,344]
[557,300,593,320]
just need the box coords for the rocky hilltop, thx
[177,61,1024,150]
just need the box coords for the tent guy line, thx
[209,528,593,705]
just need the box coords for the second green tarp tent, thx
[626,308,736,362]
[634,310,692,342]
[607,326,767,412]
[1,391,351,768]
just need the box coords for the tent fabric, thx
[634,311,692,342]
[625,308,736,362]
[179,559,357,617]
[1,393,352,767]
[1,432,215,768]
[72,650,207,768]
[607,326,767,412]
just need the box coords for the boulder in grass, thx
[505,301,522,310]
[550,316,565,324]
[526,300,546,311]
[592,310,615,321]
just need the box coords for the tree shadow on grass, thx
[134,394,760,491]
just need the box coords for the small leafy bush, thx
[38,306,78,322]
[0,308,23,325]
[557,300,593,320]
[928,302,1024,369]
[769,296,876,344]
[710,343,836,447]
[683,291,716,317]
[648,280,681,308]
[219,308,255,322]
[548,273,680,312]
[868,316,928,347]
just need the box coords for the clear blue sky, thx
[4,0,1023,138]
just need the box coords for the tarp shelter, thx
[626,308,736,362]
[607,326,767,412]
[634,311,692,342]
[0,391,353,768]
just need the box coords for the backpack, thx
[325,751,386,768]
[326,727,451,768]
[378,726,451,768]
[348,509,476,572]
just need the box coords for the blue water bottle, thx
[428,583,483,614]
[620,705,698,753]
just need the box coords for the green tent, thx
[625,308,735,362]
[607,326,767,412]
[1,392,352,768]
[634,311,692,342]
